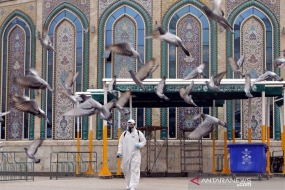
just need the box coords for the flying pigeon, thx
[0,111,10,122]
[60,89,82,104]
[24,139,43,163]
[183,63,207,80]
[13,68,54,92]
[273,57,285,68]
[105,42,143,65]
[107,76,118,97]
[0,142,3,148]
[114,89,131,115]
[38,33,56,52]
[179,81,197,107]
[205,71,226,91]
[154,76,169,101]
[228,56,245,77]
[188,113,227,139]
[62,71,79,95]
[129,58,159,92]
[252,71,283,86]
[11,95,51,125]
[244,73,253,98]
[146,21,190,56]
[202,0,233,33]
[95,99,117,124]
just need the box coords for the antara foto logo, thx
[190,176,200,185]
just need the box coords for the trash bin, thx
[228,143,267,173]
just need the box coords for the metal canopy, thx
[87,79,285,108]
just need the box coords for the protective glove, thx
[135,143,140,149]
[117,153,122,158]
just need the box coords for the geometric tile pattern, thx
[114,16,136,78]
[161,0,179,18]
[226,0,280,21]
[54,20,75,140]
[242,17,264,139]
[43,0,90,22]
[98,0,118,19]
[177,15,201,131]
[132,0,152,18]
[7,27,25,140]
[0,2,36,26]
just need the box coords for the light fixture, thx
[90,26,95,33]
[35,30,40,38]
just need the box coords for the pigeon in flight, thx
[129,58,159,92]
[38,33,56,52]
[179,81,197,107]
[62,71,78,95]
[203,0,233,33]
[0,111,10,122]
[183,63,207,80]
[0,142,3,148]
[107,76,118,97]
[60,89,82,104]
[228,56,245,77]
[244,73,253,98]
[273,57,285,68]
[114,89,131,115]
[146,21,190,56]
[188,113,227,139]
[105,42,143,65]
[95,99,117,124]
[24,139,43,163]
[154,76,169,101]
[252,71,283,86]
[13,68,53,92]
[205,71,226,91]
[11,95,51,125]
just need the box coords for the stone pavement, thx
[0,175,285,190]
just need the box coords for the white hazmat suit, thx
[117,120,146,190]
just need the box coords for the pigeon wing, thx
[228,57,239,71]
[136,58,156,81]
[179,88,186,99]
[26,68,39,77]
[103,99,116,111]
[185,81,194,95]
[13,99,39,114]
[65,71,78,88]
[157,76,166,93]
[27,139,43,156]
[213,71,226,86]
[245,73,251,91]
[116,90,131,107]
[237,55,245,68]
[183,69,198,80]
[105,43,133,56]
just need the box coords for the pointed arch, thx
[0,10,36,140]
[226,0,280,140]
[42,3,89,139]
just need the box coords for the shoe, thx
[126,186,131,190]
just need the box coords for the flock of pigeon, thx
[1,0,285,164]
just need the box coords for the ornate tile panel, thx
[98,0,118,19]
[114,16,136,78]
[242,17,264,139]
[43,0,90,23]
[161,0,179,18]
[0,2,36,26]
[114,108,135,139]
[132,0,152,18]
[7,27,25,140]
[226,0,279,21]
[54,20,75,140]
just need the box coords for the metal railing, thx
[50,151,97,180]
[0,151,34,181]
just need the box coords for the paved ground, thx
[0,175,285,190]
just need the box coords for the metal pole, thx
[248,99,252,143]
[222,102,230,174]
[98,85,112,177]
[85,115,95,175]
[282,88,285,174]
[232,100,235,143]
[76,101,80,175]
[130,95,132,119]
[280,105,284,150]
[116,91,122,176]
[212,100,216,174]
[262,91,266,143]
[266,97,271,175]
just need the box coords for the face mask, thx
[128,127,132,133]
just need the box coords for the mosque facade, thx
[0,0,284,174]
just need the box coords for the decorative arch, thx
[42,3,89,140]
[226,0,280,140]
[97,0,152,140]
[0,10,36,140]
[161,0,218,139]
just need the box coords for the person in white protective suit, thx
[117,119,146,190]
